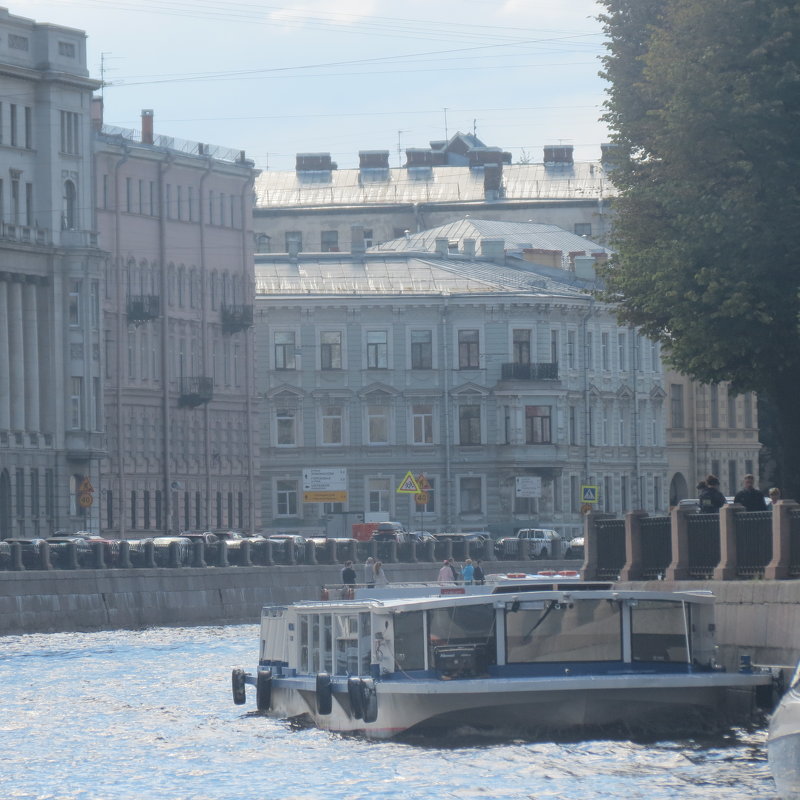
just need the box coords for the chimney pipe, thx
[434,237,449,257]
[141,109,154,145]
[91,97,103,132]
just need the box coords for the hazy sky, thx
[26,0,609,171]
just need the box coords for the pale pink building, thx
[93,105,260,536]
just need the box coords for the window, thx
[604,476,612,512]
[285,231,302,251]
[417,477,436,512]
[525,406,552,444]
[654,476,662,511]
[363,229,374,247]
[143,491,151,529]
[60,110,80,154]
[321,405,344,445]
[125,177,132,212]
[728,460,737,496]
[30,469,39,517]
[711,459,720,480]
[411,330,433,369]
[513,329,530,364]
[68,280,81,325]
[276,407,297,446]
[412,404,433,444]
[321,230,339,252]
[550,330,559,364]
[569,406,578,445]
[366,330,388,369]
[15,468,24,519]
[459,405,481,445]
[727,390,737,428]
[59,40,76,57]
[567,329,576,369]
[367,404,389,444]
[138,180,144,214]
[63,180,77,229]
[618,407,626,445]
[670,384,684,428]
[130,490,137,529]
[574,222,592,237]
[274,331,296,369]
[320,331,342,369]
[586,331,594,370]
[24,107,31,149]
[25,183,33,226]
[617,332,627,371]
[459,476,482,514]
[744,393,753,428]
[458,329,479,369]
[368,478,390,514]
[710,385,719,428]
[601,332,610,370]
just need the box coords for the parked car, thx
[150,536,192,566]
[267,534,308,560]
[3,538,47,569]
[408,530,437,544]
[372,522,412,543]
[494,528,562,559]
[45,536,94,568]
[565,536,585,560]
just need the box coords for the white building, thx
[0,8,104,537]
[253,221,668,539]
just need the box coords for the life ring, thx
[347,676,364,720]
[359,678,378,723]
[560,570,579,577]
[316,672,333,715]
[256,667,272,711]
[231,668,247,705]
[538,570,556,576]
[507,573,526,578]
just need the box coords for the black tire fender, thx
[256,667,272,712]
[360,678,378,723]
[347,676,364,719]
[316,672,333,716]
[232,668,247,705]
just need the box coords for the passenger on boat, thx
[373,560,389,585]
[462,559,475,585]
[437,559,458,584]
[341,561,356,586]
[364,557,375,588]
[473,560,486,585]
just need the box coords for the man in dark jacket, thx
[698,475,726,513]
[341,560,357,585]
[734,474,767,512]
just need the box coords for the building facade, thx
[254,225,668,540]
[93,108,260,537]
[0,8,104,538]
[253,135,616,256]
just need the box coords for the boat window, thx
[359,613,371,675]
[631,600,689,663]
[393,611,425,671]
[428,604,496,663]
[334,615,360,675]
[311,615,320,672]
[322,614,333,673]
[299,615,309,673]
[506,599,621,663]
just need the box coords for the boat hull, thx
[769,687,800,799]
[265,671,771,740]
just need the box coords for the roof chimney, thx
[141,109,154,145]
[543,144,573,166]
[434,237,449,257]
[480,239,505,264]
[91,97,103,132]
[573,254,596,281]
[463,238,476,260]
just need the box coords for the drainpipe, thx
[441,296,452,527]
[240,171,256,534]
[113,143,130,539]
[631,326,641,509]
[159,154,173,533]
[199,158,214,527]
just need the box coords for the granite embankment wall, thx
[1,563,798,673]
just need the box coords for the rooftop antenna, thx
[473,118,477,137]
[443,107,448,140]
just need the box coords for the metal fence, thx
[686,514,721,578]
[790,509,800,577]
[734,511,773,578]
[639,516,672,579]
[595,518,626,578]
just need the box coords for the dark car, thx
[4,538,47,569]
[45,536,94,568]
[267,534,307,561]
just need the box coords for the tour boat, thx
[769,660,800,799]
[231,576,775,740]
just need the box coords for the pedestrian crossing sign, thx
[396,471,420,494]
[581,485,599,503]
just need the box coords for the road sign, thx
[515,476,542,498]
[581,485,599,503]
[396,471,420,494]
[78,478,94,493]
[416,474,432,492]
[303,468,347,504]
[414,492,429,505]
[78,493,93,508]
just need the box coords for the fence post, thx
[118,540,132,569]
[423,540,435,563]
[408,540,418,563]
[326,539,337,565]
[240,539,252,567]
[92,541,105,570]
[713,504,739,580]
[581,510,613,579]
[10,542,23,571]
[39,542,53,570]
[765,499,797,579]
[144,540,156,568]
[263,540,275,566]
[192,540,206,568]
[387,541,398,564]
[620,510,647,581]
[168,541,181,568]
[665,506,691,580]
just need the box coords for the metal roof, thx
[254,162,615,209]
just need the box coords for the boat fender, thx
[256,667,273,712]
[232,668,247,705]
[316,672,333,715]
[347,676,364,720]
[360,678,378,724]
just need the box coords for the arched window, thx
[63,180,77,229]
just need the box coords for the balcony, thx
[179,377,213,408]
[221,303,254,334]
[127,295,161,325]
[500,361,559,381]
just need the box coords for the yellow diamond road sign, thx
[396,471,420,494]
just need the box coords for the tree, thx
[598,0,800,497]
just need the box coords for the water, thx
[0,626,779,800]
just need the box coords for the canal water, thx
[0,626,779,800]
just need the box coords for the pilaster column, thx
[7,281,25,430]
[0,281,10,429]
[620,509,648,581]
[665,506,691,580]
[22,281,40,432]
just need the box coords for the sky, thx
[25,0,610,172]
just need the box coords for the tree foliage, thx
[598,0,800,493]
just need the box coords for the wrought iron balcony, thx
[179,376,213,408]
[221,303,254,334]
[500,361,559,381]
[127,295,161,325]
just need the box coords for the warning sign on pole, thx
[396,471,420,494]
